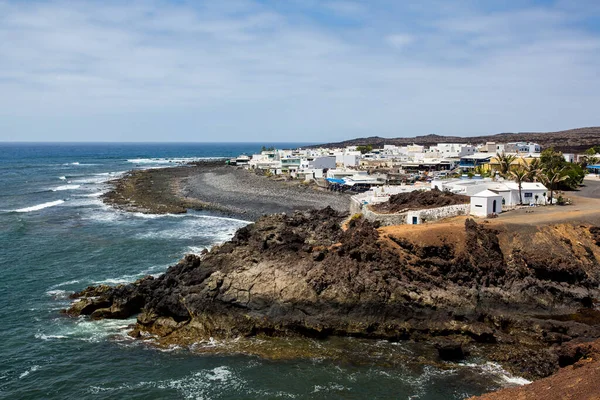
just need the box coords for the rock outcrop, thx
[67,208,600,380]
[472,339,600,399]
[371,188,469,214]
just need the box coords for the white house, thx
[502,182,547,205]
[334,152,361,167]
[470,190,503,217]
[505,142,542,155]
[430,143,477,158]
[435,178,548,207]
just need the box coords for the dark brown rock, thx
[65,209,600,380]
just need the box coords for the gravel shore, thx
[103,161,351,220]
[179,164,351,220]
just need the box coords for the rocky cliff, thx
[67,208,600,380]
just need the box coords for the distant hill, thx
[313,127,600,153]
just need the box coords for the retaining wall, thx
[362,204,469,226]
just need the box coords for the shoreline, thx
[101,160,351,220]
[94,163,600,399]
[66,209,600,386]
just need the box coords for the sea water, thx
[0,143,526,399]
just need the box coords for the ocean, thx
[0,143,526,399]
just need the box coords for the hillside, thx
[314,127,600,153]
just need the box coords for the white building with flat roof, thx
[430,143,477,158]
[470,190,503,217]
[434,178,547,206]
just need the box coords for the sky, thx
[0,0,599,142]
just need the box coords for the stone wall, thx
[362,204,470,226]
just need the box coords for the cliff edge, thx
[67,208,600,382]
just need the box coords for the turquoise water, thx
[0,143,521,399]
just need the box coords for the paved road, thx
[577,177,600,199]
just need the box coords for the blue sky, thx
[0,0,599,142]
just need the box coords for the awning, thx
[326,178,346,184]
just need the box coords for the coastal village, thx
[68,135,600,400]
[229,141,600,225]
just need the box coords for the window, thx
[475,205,482,207]
[524,193,533,198]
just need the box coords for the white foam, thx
[81,210,123,223]
[312,383,349,393]
[93,265,167,285]
[136,214,248,241]
[35,333,67,341]
[127,157,223,165]
[72,171,124,183]
[59,176,67,180]
[14,200,64,213]
[52,184,81,191]
[45,289,71,299]
[93,276,143,285]
[131,212,166,219]
[157,344,183,353]
[45,317,137,344]
[187,246,207,255]
[79,192,105,198]
[189,214,251,224]
[502,375,531,386]
[19,365,40,379]
[70,176,109,185]
[155,366,244,399]
[49,279,81,288]
[87,364,297,399]
[480,362,531,385]
[457,361,531,387]
[63,162,98,166]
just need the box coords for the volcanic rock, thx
[66,208,600,380]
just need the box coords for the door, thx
[412,216,418,224]
[492,199,497,213]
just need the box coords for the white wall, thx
[342,154,359,167]
[470,196,502,217]
[363,204,469,226]
[470,196,489,217]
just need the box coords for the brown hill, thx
[314,127,600,153]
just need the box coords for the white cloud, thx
[0,1,598,141]
[386,34,415,49]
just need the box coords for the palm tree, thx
[541,167,568,205]
[523,158,542,182]
[496,152,517,177]
[473,165,490,177]
[509,167,530,205]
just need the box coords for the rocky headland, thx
[67,206,600,384]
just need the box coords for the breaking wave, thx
[13,200,65,213]
[127,157,223,165]
[52,184,81,191]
